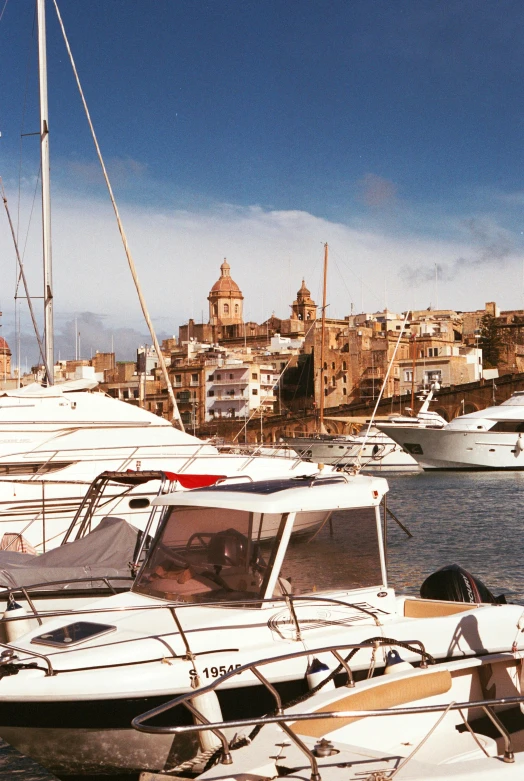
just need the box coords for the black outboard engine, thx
[420,564,506,604]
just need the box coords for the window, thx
[216,374,221,380]
[323,362,327,370]
[252,373,258,380]
[343,388,347,395]
[224,304,229,314]
[324,388,328,396]
[324,376,328,384]
[208,390,214,397]
[280,362,286,369]
[331,362,335,370]
[343,375,347,383]
[332,376,336,386]
[175,374,182,385]
[404,370,413,382]
[252,389,258,395]
[235,304,239,314]
[191,373,198,383]
[428,347,439,357]
[342,361,347,371]
[208,375,214,381]
[404,443,423,455]
[266,375,271,381]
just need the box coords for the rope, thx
[388,699,456,778]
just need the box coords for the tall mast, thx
[319,242,328,432]
[37,0,54,383]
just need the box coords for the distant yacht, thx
[378,390,524,470]
[285,386,445,472]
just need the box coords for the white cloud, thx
[2,185,524,366]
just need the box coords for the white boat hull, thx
[379,425,524,470]
[0,593,523,775]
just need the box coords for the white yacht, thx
[0,473,522,776]
[0,381,328,550]
[284,389,445,472]
[378,390,524,470]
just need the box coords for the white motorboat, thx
[285,388,445,472]
[0,381,330,551]
[285,427,420,472]
[0,473,522,776]
[150,643,524,781]
[378,390,524,471]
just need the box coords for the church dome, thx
[297,279,311,298]
[210,259,241,294]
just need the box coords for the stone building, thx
[0,336,11,380]
[179,265,316,348]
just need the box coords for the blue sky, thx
[1,1,524,363]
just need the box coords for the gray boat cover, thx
[0,516,139,590]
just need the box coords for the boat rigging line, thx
[351,308,411,474]
[50,0,183,429]
[0,178,50,379]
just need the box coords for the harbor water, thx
[385,471,524,604]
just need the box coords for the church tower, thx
[208,259,244,326]
[291,279,317,322]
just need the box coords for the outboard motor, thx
[420,564,506,604]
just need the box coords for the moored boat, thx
[0,473,521,775]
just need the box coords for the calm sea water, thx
[385,471,524,603]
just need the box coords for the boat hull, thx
[285,435,419,472]
[1,598,523,775]
[379,425,524,470]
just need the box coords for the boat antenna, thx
[351,309,411,474]
[37,0,54,384]
[51,0,184,430]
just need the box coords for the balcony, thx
[209,378,248,386]
[210,394,247,402]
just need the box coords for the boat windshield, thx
[134,505,288,603]
[133,503,384,604]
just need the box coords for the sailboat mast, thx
[37,0,54,384]
[319,242,328,431]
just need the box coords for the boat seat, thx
[404,599,479,618]
[295,669,452,738]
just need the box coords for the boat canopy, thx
[152,474,388,514]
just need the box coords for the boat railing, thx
[0,594,392,671]
[0,575,134,618]
[130,641,521,777]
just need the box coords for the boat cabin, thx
[133,474,388,605]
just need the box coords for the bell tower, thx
[208,259,244,326]
[291,279,317,322]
